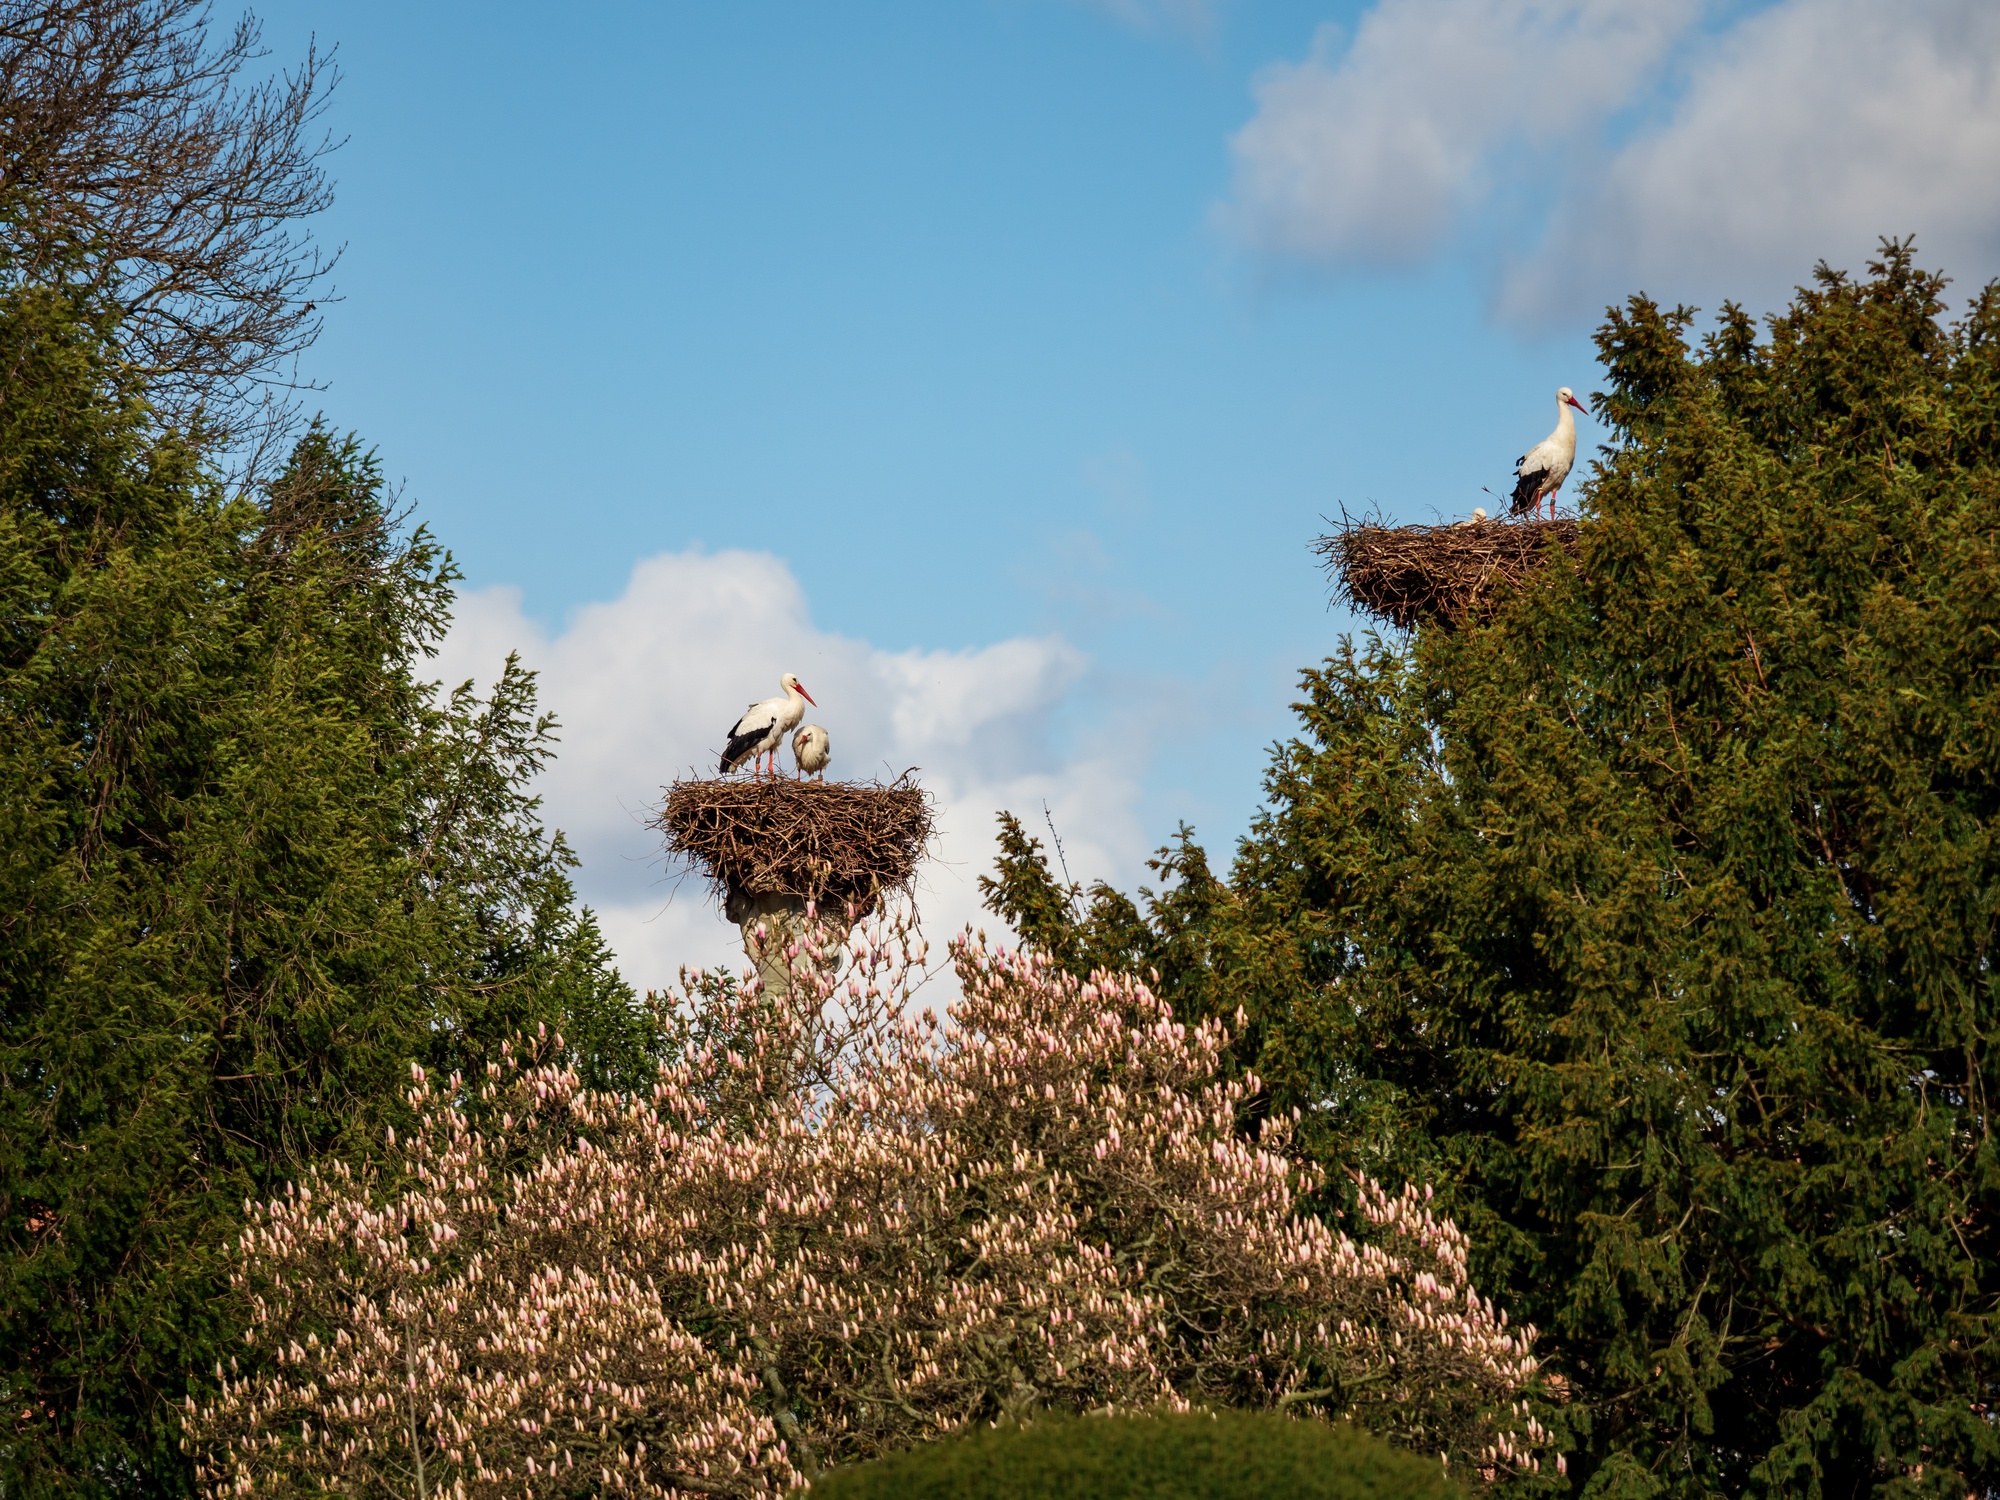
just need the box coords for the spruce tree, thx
[984,244,2000,1498]
[0,287,658,1495]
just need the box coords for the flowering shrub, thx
[184,918,1554,1497]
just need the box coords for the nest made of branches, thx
[658,776,934,918]
[1315,515,1581,630]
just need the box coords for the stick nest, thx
[1314,515,1581,630]
[658,777,934,917]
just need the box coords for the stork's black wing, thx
[1509,465,1548,515]
[720,699,779,774]
[720,726,767,773]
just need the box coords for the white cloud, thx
[429,549,1150,997]
[1501,0,2000,318]
[1224,0,2000,318]
[1222,0,1702,267]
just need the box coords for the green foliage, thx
[985,244,2000,1498]
[805,1410,1456,1500]
[0,286,660,1496]
[978,812,1240,1032]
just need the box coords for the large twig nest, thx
[1315,515,1581,630]
[657,777,934,922]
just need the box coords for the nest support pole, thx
[726,887,815,1001]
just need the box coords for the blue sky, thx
[260,0,2000,984]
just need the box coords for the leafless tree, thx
[0,0,339,450]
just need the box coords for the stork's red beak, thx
[798,685,817,706]
[1566,395,1586,412]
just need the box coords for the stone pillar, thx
[724,886,813,1002]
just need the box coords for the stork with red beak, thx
[720,673,816,778]
[1510,387,1588,520]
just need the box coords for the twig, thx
[1043,800,1083,922]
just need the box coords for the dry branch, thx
[0,0,340,449]
[658,777,933,919]
[1316,515,1580,630]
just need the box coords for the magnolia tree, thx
[183,913,1557,1498]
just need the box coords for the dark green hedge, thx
[806,1410,1455,1500]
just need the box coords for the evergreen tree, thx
[0,287,659,1496]
[980,814,1236,1033]
[983,244,2000,1498]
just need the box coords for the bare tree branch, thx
[0,0,340,450]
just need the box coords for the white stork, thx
[720,673,815,778]
[1510,387,1587,520]
[792,723,830,780]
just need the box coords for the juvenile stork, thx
[792,723,830,780]
[720,673,815,778]
[1511,387,1587,519]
